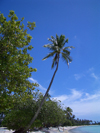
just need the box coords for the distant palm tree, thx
[24,34,74,132]
[65,107,73,119]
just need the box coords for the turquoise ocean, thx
[69,125,100,133]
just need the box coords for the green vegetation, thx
[2,92,65,132]
[1,92,94,132]
[0,10,37,111]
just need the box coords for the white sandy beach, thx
[0,126,79,133]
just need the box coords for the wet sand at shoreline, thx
[0,126,80,133]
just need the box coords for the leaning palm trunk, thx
[22,56,59,133]
[22,34,74,133]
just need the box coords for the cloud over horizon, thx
[53,88,100,121]
[28,75,100,121]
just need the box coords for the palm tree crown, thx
[43,34,74,68]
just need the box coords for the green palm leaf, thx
[43,44,58,51]
[42,51,56,61]
[62,52,72,67]
[62,52,69,66]
[43,34,74,68]
[51,54,58,69]
[65,38,68,43]
[48,37,57,45]
[63,49,70,55]
[64,46,75,50]
[56,34,59,43]
[43,44,54,48]
[51,36,56,42]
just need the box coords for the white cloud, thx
[53,89,82,102]
[74,74,85,80]
[91,73,98,80]
[70,89,82,100]
[74,74,81,80]
[80,92,100,102]
[53,89,100,120]
[69,100,100,117]
[53,95,68,102]
[85,93,89,97]
[28,77,46,91]
[29,78,38,84]
[74,68,99,81]
[28,77,53,95]
[88,67,94,72]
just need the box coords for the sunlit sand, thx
[0,126,79,133]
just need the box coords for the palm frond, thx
[68,56,72,63]
[65,38,68,43]
[62,53,69,66]
[63,52,72,62]
[51,36,56,41]
[58,35,66,48]
[43,44,54,48]
[56,34,59,43]
[64,46,75,50]
[63,52,72,63]
[43,44,59,52]
[62,52,72,67]
[43,34,74,68]
[42,51,56,61]
[50,46,59,51]
[48,37,57,45]
[51,54,57,69]
[43,44,56,51]
[63,49,70,56]
[47,38,54,43]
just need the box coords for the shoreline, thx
[31,126,82,133]
[62,126,81,133]
[1,125,100,133]
[0,126,81,133]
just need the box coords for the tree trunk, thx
[22,55,59,133]
[13,128,26,133]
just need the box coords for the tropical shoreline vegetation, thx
[0,10,100,133]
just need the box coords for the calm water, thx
[69,125,100,133]
[0,127,7,131]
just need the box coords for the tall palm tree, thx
[23,34,74,132]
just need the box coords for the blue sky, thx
[1,0,100,121]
